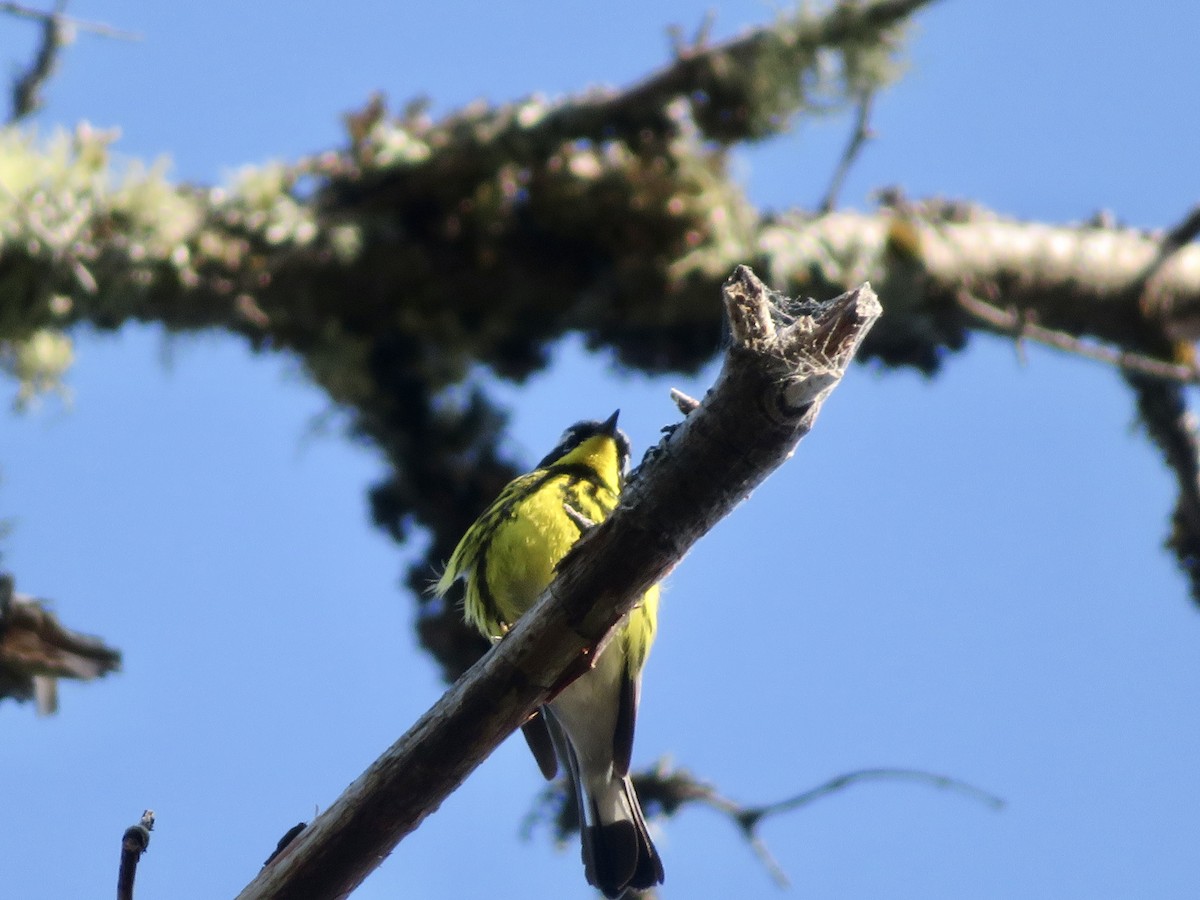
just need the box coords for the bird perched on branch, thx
[434,410,663,897]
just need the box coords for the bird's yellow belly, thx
[482,491,582,628]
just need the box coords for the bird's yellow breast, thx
[478,479,591,626]
[438,430,645,644]
[463,462,618,637]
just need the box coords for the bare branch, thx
[530,762,1003,889]
[666,9,716,60]
[955,289,1200,384]
[741,766,1005,822]
[116,810,154,900]
[818,90,876,213]
[647,765,1000,887]
[232,268,881,899]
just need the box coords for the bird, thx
[434,410,664,897]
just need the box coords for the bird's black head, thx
[536,409,631,475]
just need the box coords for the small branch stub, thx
[0,573,122,714]
[669,388,700,415]
[117,810,154,900]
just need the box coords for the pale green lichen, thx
[0,328,74,411]
[368,119,433,167]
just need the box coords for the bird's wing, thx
[612,665,638,778]
[521,708,559,780]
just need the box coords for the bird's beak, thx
[601,409,620,434]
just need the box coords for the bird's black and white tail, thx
[547,709,664,898]
[580,774,664,897]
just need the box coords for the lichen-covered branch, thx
[0,0,932,683]
[3,0,1199,684]
[759,202,1200,371]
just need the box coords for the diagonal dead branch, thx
[232,267,881,899]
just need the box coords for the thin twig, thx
[818,91,875,213]
[534,762,1004,888]
[9,0,67,123]
[5,1,140,123]
[116,810,154,900]
[1162,203,1200,251]
[742,767,1005,823]
[1126,374,1200,604]
[521,762,1006,888]
[561,504,595,532]
[644,765,1002,888]
[1136,202,1200,303]
[666,9,716,60]
[956,289,1200,384]
[0,2,139,38]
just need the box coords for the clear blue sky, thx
[4,2,1200,898]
